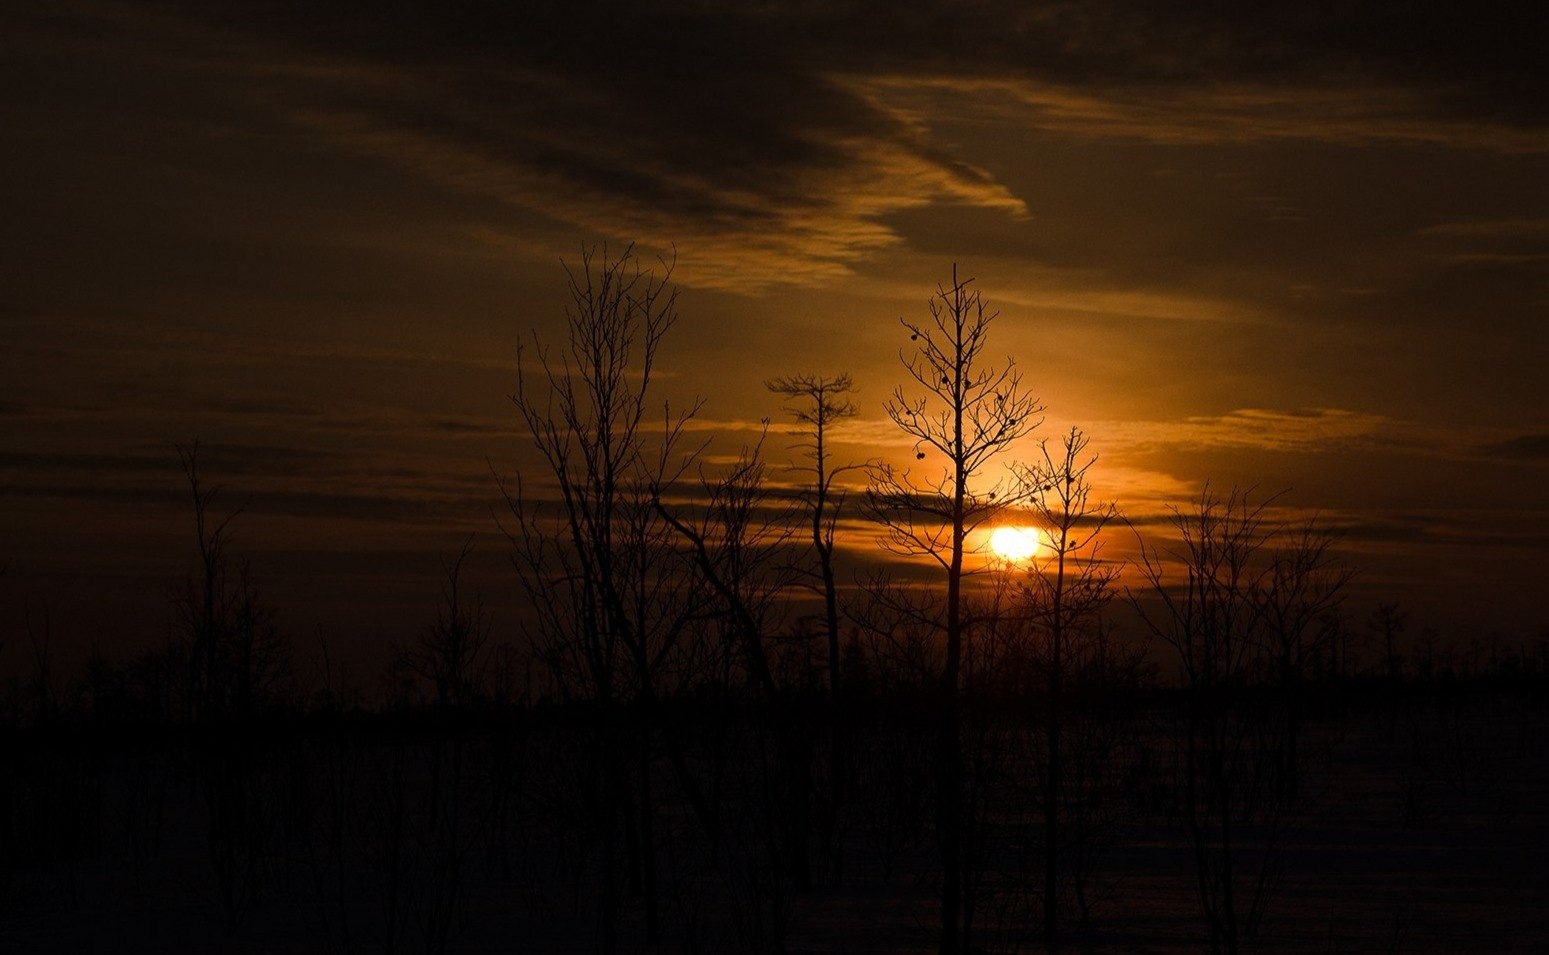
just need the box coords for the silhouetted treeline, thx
[3,641,1547,951]
[4,250,1547,954]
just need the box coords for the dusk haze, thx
[2,3,1546,953]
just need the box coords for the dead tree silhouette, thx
[173,441,292,931]
[1260,521,1351,796]
[404,538,490,711]
[1016,426,1121,940]
[1132,486,1345,955]
[866,266,1042,955]
[766,371,861,884]
[502,245,710,949]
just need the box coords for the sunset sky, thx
[4,2,1546,671]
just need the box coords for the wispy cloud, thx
[1098,408,1400,455]
[1478,434,1549,462]
[1417,219,1549,239]
[275,87,1025,292]
[30,1,1537,296]
[1417,218,1549,272]
[853,76,1549,153]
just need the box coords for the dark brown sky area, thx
[3,1,1547,671]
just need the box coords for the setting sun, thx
[988,526,1040,563]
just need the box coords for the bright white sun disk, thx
[989,526,1040,562]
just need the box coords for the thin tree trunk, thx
[1046,529,1067,945]
[638,723,660,943]
[939,481,965,955]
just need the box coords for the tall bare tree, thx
[1133,486,1314,955]
[766,373,859,702]
[502,245,704,949]
[177,441,241,723]
[766,372,860,882]
[867,266,1042,955]
[1017,427,1119,940]
[652,438,790,701]
[654,437,822,909]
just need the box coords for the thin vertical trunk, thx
[768,373,858,891]
[939,350,967,955]
[1283,663,1301,797]
[1219,764,1239,955]
[1045,528,1066,945]
[638,723,660,943]
[823,542,846,886]
[938,686,962,955]
[816,412,846,890]
[785,723,814,892]
[868,266,1040,955]
[598,718,623,955]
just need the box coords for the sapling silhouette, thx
[174,442,291,722]
[1370,602,1408,684]
[406,538,490,711]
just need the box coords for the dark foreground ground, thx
[3,690,1546,954]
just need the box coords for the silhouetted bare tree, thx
[1017,426,1120,939]
[177,441,240,723]
[1260,521,1351,795]
[502,245,708,948]
[174,442,290,722]
[766,371,860,882]
[867,266,1042,955]
[1370,602,1408,684]
[406,538,490,710]
[652,437,791,701]
[172,442,293,932]
[1133,486,1303,955]
[655,437,817,938]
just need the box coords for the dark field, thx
[4,682,1545,954]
